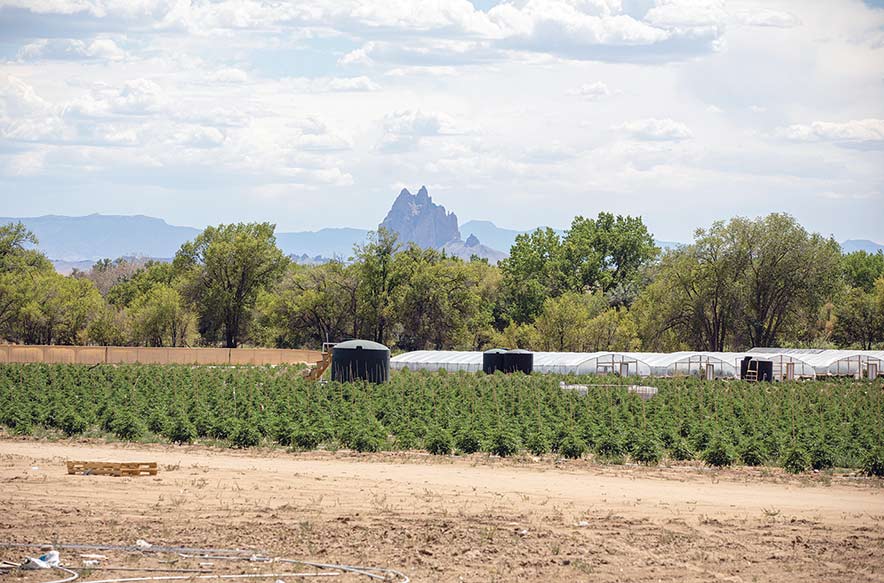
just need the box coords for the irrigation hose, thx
[0,543,409,583]
[49,566,80,583]
[83,572,340,582]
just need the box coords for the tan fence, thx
[0,345,323,366]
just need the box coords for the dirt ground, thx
[1,438,883,582]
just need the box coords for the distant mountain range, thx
[841,239,884,254]
[3,200,881,273]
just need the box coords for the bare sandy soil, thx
[1,438,883,582]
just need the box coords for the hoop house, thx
[390,350,482,373]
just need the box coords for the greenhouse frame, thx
[391,348,884,380]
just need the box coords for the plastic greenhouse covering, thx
[391,348,884,380]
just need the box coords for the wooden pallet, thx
[66,461,158,477]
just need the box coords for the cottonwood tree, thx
[501,214,656,325]
[634,214,841,350]
[634,224,747,352]
[174,223,288,348]
[256,261,361,348]
[390,245,481,350]
[128,284,195,347]
[533,291,607,352]
[833,282,884,349]
[355,228,400,345]
[734,214,841,347]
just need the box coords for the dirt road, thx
[2,439,882,582]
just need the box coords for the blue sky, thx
[0,0,882,243]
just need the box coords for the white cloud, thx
[378,110,463,152]
[171,126,226,149]
[732,8,799,28]
[776,119,884,148]
[282,76,380,93]
[18,38,128,61]
[644,0,728,31]
[68,79,166,117]
[0,75,65,141]
[567,81,611,100]
[616,118,694,141]
[204,68,249,84]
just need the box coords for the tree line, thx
[0,212,882,351]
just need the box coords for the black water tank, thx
[483,348,507,374]
[331,339,390,383]
[503,349,533,374]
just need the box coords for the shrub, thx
[210,416,233,440]
[292,424,320,450]
[350,430,383,453]
[739,438,766,467]
[147,408,169,435]
[861,445,884,477]
[703,434,735,468]
[273,419,295,446]
[110,408,144,441]
[559,432,587,459]
[782,442,810,474]
[525,429,550,456]
[668,437,694,461]
[456,427,482,454]
[632,435,662,465]
[231,419,261,448]
[59,410,88,436]
[191,408,214,438]
[347,416,386,453]
[809,439,834,471]
[489,424,520,457]
[167,413,196,444]
[425,425,454,455]
[595,430,624,458]
[394,427,418,450]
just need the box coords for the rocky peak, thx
[380,186,460,249]
[465,233,480,247]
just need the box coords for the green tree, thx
[584,307,640,352]
[256,261,361,347]
[13,272,102,344]
[500,214,656,325]
[86,304,128,346]
[129,284,195,347]
[561,212,657,295]
[633,214,841,351]
[842,250,884,292]
[174,223,288,347]
[833,283,884,349]
[106,261,176,307]
[355,228,400,345]
[499,227,565,324]
[0,223,54,339]
[391,246,481,350]
[735,214,842,347]
[533,291,607,351]
[634,225,746,352]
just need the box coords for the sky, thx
[0,0,882,243]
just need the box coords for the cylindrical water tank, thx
[503,349,533,374]
[331,339,390,383]
[482,348,507,374]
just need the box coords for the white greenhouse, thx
[391,348,884,380]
